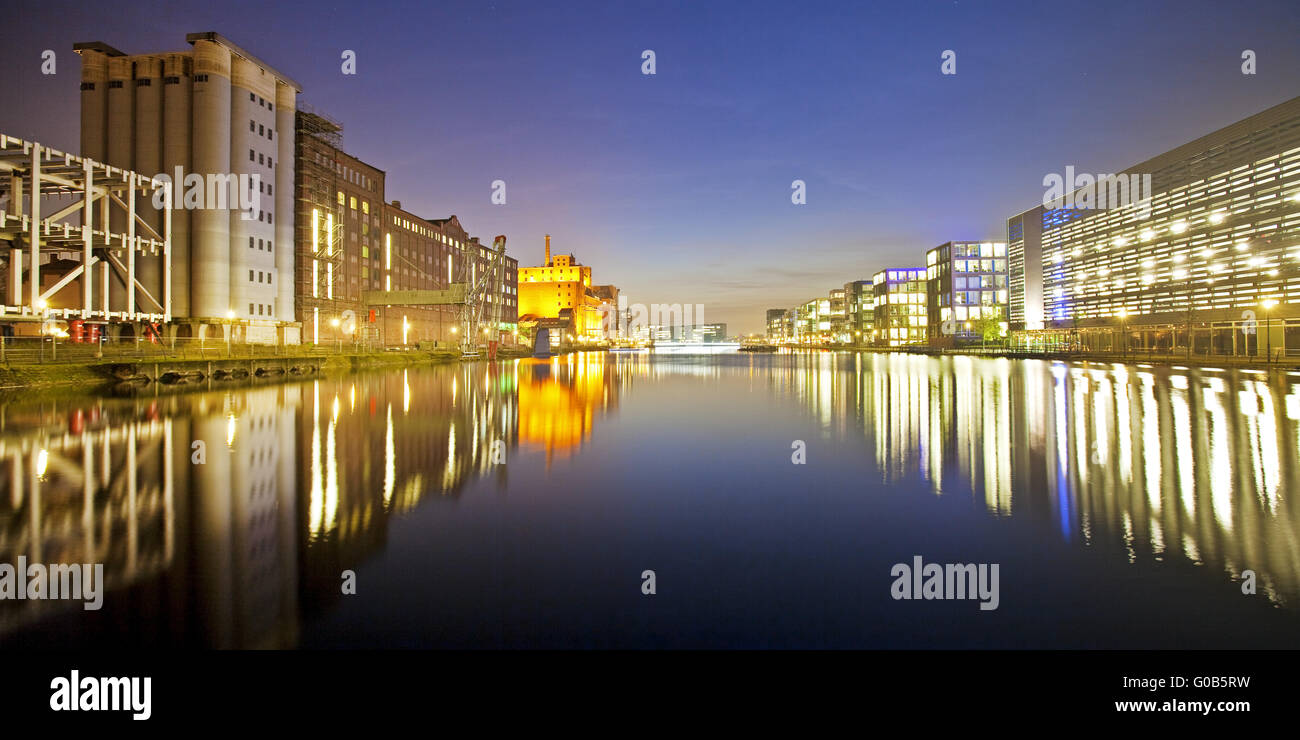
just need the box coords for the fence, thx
[0,335,364,366]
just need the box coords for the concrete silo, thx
[190,39,232,322]
[274,82,295,324]
[162,52,192,318]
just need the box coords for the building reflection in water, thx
[0,356,624,645]
[517,354,619,468]
[770,351,1300,609]
[0,386,300,648]
[2,351,1297,645]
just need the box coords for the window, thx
[259,124,264,136]
[258,238,263,250]
[268,241,273,252]
[268,158,272,168]
[249,236,254,249]
[249,269,254,282]
[267,185,272,196]
[258,153,264,165]
[250,120,256,132]
[250,92,255,102]
[194,74,208,83]
[337,191,345,205]
[249,303,255,314]
[268,213,272,224]
[249,149,255,162]
[258,304,264,315]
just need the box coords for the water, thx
[2,351,1297,648]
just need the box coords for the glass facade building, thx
[1008,95,1300,355]
[926,241,1009,348]
[843,280,874,343]
[872,268,927,346]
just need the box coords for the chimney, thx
[391,200,401,209]
[545,234,551,266]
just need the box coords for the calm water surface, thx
[2,351,1298,648]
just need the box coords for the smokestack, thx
[545,234,551,266]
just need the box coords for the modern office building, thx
[843,280,873,343]
[1008,95,1300,355]
[766,308,792,341]
[872,268,927,346]
[518,235,601,340]
[76,33,300,343]
[827,287,846,342]
[792,296,830,344]
[926,241,1009,348]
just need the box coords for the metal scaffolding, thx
[458,235,507,356]
[294,107,347,340]
[0,133,171,324]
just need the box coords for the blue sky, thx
[2,0,1297,332]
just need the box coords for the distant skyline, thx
[2,0,1297,333]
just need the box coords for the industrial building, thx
[74,33,300,343]
[1008,95,1300,356]
[517,236,601,341]
[925,241,1008,348]
[294,107,384,345]
[293,105,519,349]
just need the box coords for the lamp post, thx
[225,309,235,357]
[1117,307,1129,358]
[1262,298,1277,363]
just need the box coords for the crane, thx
[457,234,507,358]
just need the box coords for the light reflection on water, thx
[1,350,1297,648]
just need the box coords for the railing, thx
[0,336,372,366]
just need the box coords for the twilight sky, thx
[2,0,1297,333]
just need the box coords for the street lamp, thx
[1117,308,1129,357]
[1262,298,1278,363]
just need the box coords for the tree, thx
[974,313,1005,349]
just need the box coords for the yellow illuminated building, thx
[517,235,603,339]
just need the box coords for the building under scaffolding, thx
[294,106,385,345]
[0,134,171,336]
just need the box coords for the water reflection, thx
[1,351,1297,648]
[766,351,1300,609]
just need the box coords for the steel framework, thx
[0,134,171,324]
[294,108,346,342]
[458,235,507,356]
